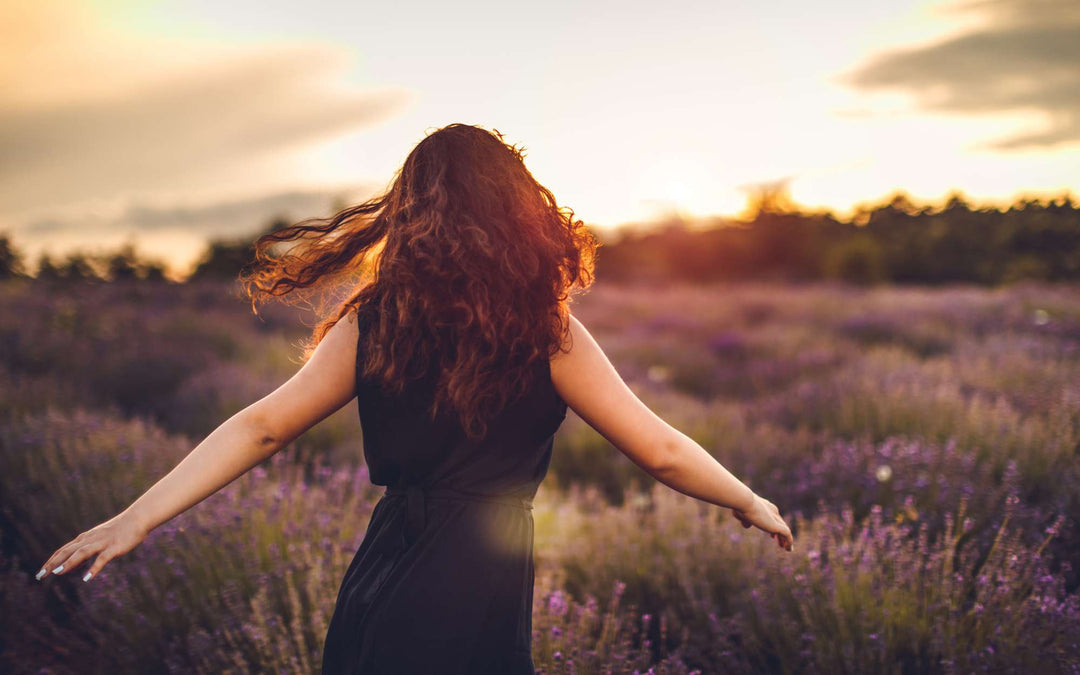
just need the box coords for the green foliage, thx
[188,238,257,281]
[822,236,887,285]
[598,191,1079,285]
[4,191,1078,286]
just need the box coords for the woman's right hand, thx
[732,494,794,552]
[35,511,149,583]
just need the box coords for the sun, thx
[663,178,694,210]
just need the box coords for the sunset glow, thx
[2,0,1077,276]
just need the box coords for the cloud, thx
[8,184,389,279]
[840,0,1080,150]
[0,40,411,215]
[20,185,378,237]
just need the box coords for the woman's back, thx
[321,330,567,675]
[357,350,568,498]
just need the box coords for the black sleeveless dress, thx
[320,336,568,675]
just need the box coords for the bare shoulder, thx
[548,310,676,474]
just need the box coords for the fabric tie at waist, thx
[383,485,534,549]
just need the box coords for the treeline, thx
[0,192,1076,285]
[0,219,281,284]
[597,190,1079,285]
[0,240,171,283]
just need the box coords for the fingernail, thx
[35,568,47,581]
[52,565,64,574]
[82,572,92,582]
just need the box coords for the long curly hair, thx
[239,123,599,439]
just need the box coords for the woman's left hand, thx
[35,512,149,583]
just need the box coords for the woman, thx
[35,123,793,673]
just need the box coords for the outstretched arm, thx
[37,310,362,582]
[549,312,793,551]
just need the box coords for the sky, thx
[2,0,1078,278]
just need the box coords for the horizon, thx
[7,185,1075,283]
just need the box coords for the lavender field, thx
[1,279,1078,674]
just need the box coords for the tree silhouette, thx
[188,216,290,281]
[0,233,27,280]
[1,195,1076,287]
[738,178,798,219]
[57,252,101,282]
[35,253,62,281]
[107,243,141,281]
